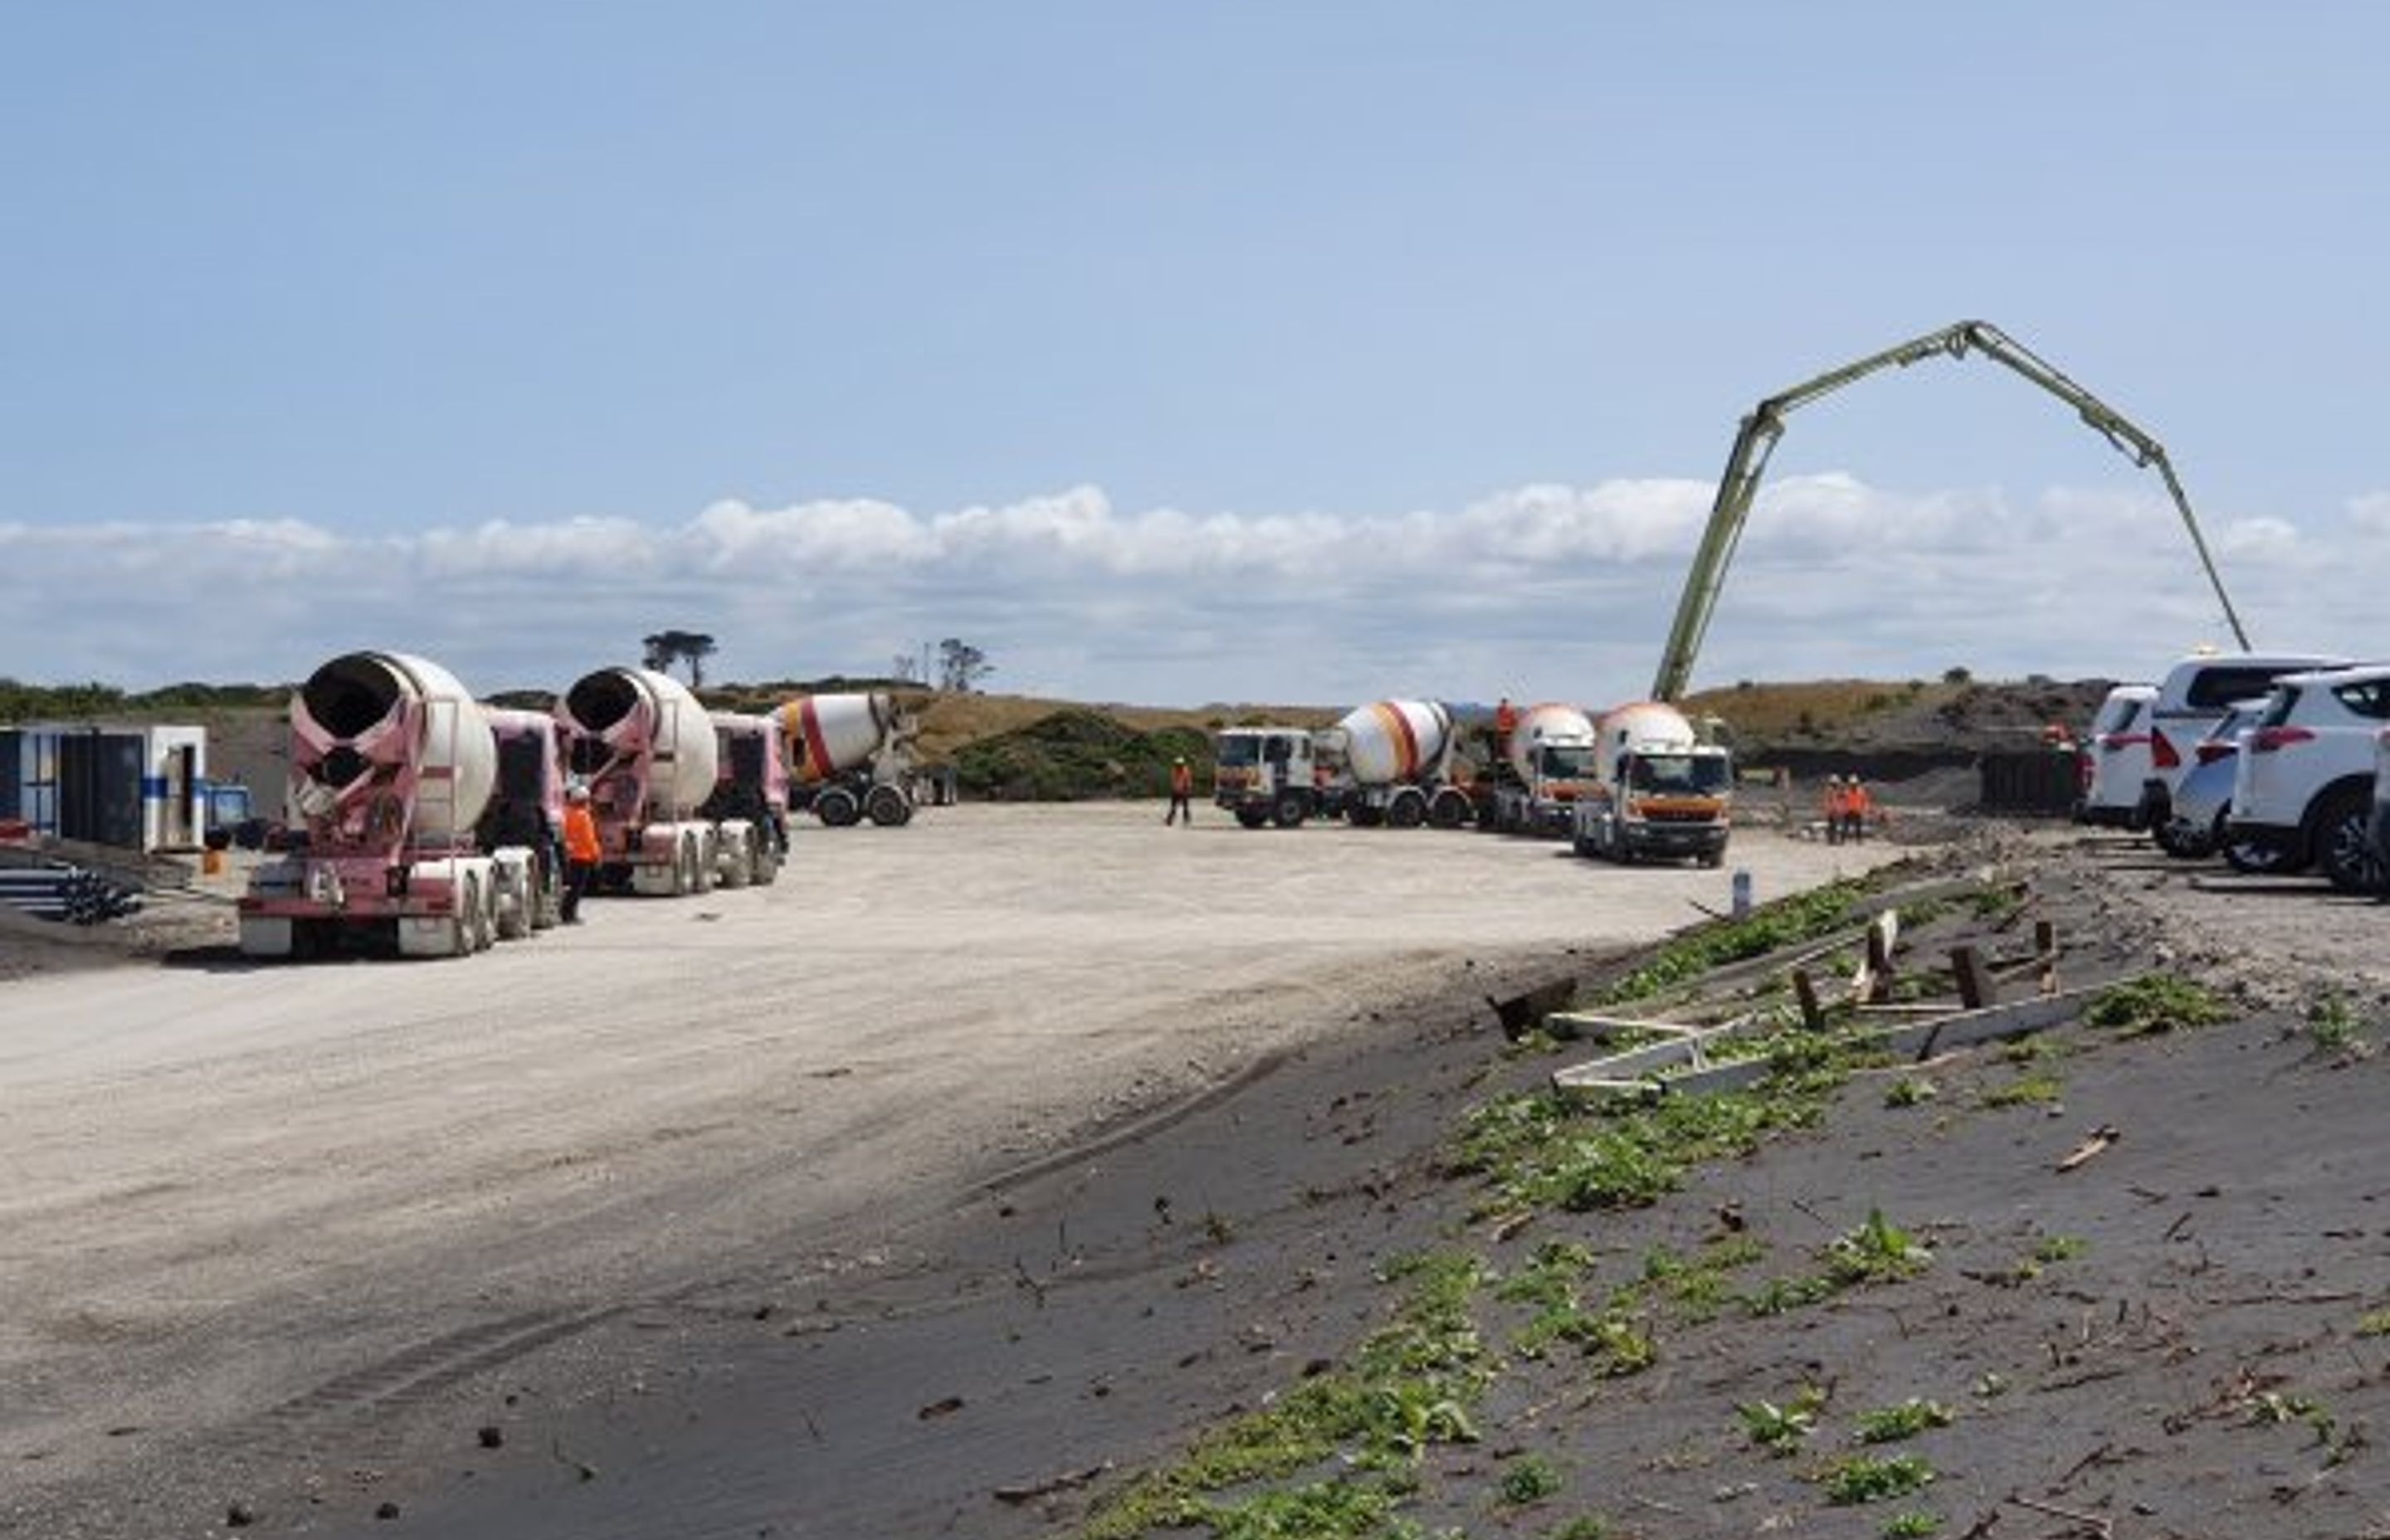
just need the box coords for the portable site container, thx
[0,723,209,850]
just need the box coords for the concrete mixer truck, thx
[1571,701,1734,865]
[1472,702,1599,836]
[556,665,725,896]
[1321,699,1475,829]
[777,692,919,826]
[238,651,518,958]
[474,707,568,936]
[700,711,789,886]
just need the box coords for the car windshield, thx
[1214,736,1262,768]
[1627,753,1731,793]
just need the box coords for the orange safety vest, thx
[563,803,602,863]
[1846,783,1873,819]
[1169,763,1193,797]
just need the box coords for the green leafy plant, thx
[2032,1234,2086,1265]
[2355,1306,2390,1338]
[2305,992,2372,1057]
[1853,1398,1953,1444]
[1549,1519,1611,1540]
[1883,1076,1938,1109]
[1737,1384,1827,1455]
[2084,976,2229,1036]
[1827,1208,1933,1287]
[1499,1452,1563,1505]
[1981,1071,2064,1109]
[1818,1451,1936,1504]
[1881,1512,1942,1538]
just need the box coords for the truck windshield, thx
[1628,753,1731,794]
[1215,736,1263,768]
[1536,745,1593,778]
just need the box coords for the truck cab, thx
[1212,728,1322,828]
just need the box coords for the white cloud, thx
[0,475,2378,706]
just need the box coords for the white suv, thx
[2138,651,2349,831]
[2228,664,2390,891]
[2076,683,2156,828]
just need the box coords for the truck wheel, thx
[816,787,861,827]
[866,785,912,826]
[1235,807,1270,829]
[1271,792,1309,829]
[2314,788,2380,893]
[1428,790,1470,829]
[1387,791,1426,829]
[1349,804,1385,828]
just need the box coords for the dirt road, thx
[0,804,1889,1533]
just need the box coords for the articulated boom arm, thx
[1650,319,2251,703]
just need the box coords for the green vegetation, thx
[953,708,1212,801]
[1980,1071,2064,1109]
[1883,1076,1938,1108]
[1737,1384,1827,1455]
[1853,1399,1953,1444]
[2032,1234,2087,1265]
[1818,1451,1936,1504]
[2355,1306,2390,1338]
[1592,878,1873,1005]
[1498,1453,1563,1505]
[2305,992,2372,1057]
[1827,1209,1933,1288]
[1881,1512,1943,1538]
[0,677,285,721]
[2084,976,2231,1036]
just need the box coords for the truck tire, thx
[1271,792,1309,829]
[1387,790,1427,829]
[1235,806,1271,829]
[816,787,861,827]
[1349,804,1385,828]
[866,785,912,826]
[1428,789,1471,829]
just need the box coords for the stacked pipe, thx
[0,862,145,925]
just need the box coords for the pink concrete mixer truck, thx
[776,692,919,826]
[239,651,523,958]
[700,710,790,885]
[556,665,728,895]
[474,706,569,935]
[1472,701,1600,836]
[1570,701,1734,865]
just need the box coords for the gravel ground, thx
[0,803,1890,1537]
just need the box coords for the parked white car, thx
[2374,729,2390,895]
[2228,664,2390,891]
[2138,651,2349,831]
[2076,683,2156,828]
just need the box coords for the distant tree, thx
[641,630,718,689]
[891,652,923,685]
[1942,665,1973,686]
[938,638,994,694]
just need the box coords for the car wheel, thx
[2314,787,2381,894]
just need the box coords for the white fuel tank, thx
[1334,699,1456,787]
[290,651,496,842]
[1505,702,1597,782]
[777,692,895,783]
[557,666,720,820]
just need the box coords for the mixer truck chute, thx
[1472,702,1599,836]
[238,651,510,958]
[1572,701,1734,865]
[557,666,723,897]
[778,692,920,827]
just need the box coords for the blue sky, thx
[4,4,2386,704]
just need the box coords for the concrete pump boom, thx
[1651,319,2252,703]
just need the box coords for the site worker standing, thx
[560,782,602,923]
[1822,774,1848,845]
[1841,777,1874,844]
[1165,755,1194,826]
[1494,696,1519,758]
